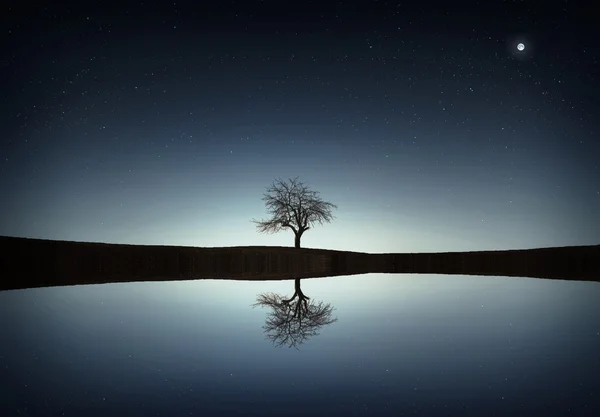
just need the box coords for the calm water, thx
[1,274,599,417]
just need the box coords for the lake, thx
[1,274,599,416]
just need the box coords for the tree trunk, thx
[294,229,305,248]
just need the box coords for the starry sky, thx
[1,1,598,253]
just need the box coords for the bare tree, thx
[252,278,337,349]
[252,177,337,248]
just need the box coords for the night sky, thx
[2,1,598,253]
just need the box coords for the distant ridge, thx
[1,236,598,291]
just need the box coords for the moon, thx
[517,43,525,51]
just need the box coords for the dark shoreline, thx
[1,236,598,291]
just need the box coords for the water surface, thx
[2,274,599,416]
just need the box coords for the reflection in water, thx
[253,278,337,349]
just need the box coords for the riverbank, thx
[1,236,598,291]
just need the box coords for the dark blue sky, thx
[1,1,598,252]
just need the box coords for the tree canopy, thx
[252,177,337,248]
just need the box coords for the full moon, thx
[517,43,525,51]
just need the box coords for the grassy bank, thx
[1,236,598,291]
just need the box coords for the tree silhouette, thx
[252,278,337,349]
[252,177,337,248]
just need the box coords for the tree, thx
[252,278,337,349]
[252,177,337,248]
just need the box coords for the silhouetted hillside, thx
[0,236,598,291]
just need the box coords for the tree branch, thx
[253,177,337,246]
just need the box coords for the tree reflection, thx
[253,278,337,349]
